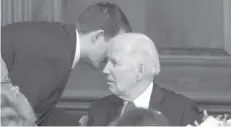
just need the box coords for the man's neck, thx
[78,34,88,59]
[121,80,152,101]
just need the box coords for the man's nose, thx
[103,62,110,74]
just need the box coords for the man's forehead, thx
[107,45,126,60]
[108,39,122,55]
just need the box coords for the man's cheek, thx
[113,69,127,82]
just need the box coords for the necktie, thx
[122,101,136,115]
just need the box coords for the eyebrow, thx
[107,54,117,62]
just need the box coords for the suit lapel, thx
[106,84,166,125]
[106,95,124,125]
[149,83,165,112]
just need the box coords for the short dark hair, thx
[109,108,169,126]
[77,2,131,39]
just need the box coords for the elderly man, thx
[87,33,200,126]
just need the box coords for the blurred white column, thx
[223,0,231,55]
[1,0,32,26]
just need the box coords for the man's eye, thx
[112,60,118,66]
[103,58,108,63]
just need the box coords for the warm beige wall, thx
[145,0,224,49]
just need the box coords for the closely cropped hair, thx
[109,108,169,126]
[77,2,131,39]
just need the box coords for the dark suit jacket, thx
[87,83,201,126]
[1,21,77,125]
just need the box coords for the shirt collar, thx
[71,29,81,69]
[133,82,153,109]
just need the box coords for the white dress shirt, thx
[1,57,9,82]
[121,82,153,115]
[71,30,81,69]
[133,82,153,108]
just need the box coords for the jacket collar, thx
[149,82,165,109]
[61,24,76,42]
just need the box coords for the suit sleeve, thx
[1,29,15,71]
[87,103,94,126]
[87,102,107,126]
[181,102,201,126]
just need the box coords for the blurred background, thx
[1,0,231,117]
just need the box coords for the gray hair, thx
[130,33,160,76]
[110,33,160,79]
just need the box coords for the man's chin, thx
[109,89,117,96]
[109,87,123,97]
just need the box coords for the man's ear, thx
[92,30,104,44]
[137,63,145,81]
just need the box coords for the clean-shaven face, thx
[89,29,126,69]
[103,40,138,97]
[90,38,108,69]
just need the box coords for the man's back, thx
[1,21,76,121]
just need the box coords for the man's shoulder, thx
[91,94,122,106]
[160,86,197,106]
[2,21,62,41]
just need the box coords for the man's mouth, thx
[107,80,113,83]
[107,79,114,84]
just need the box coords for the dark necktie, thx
[123,101,136,115]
